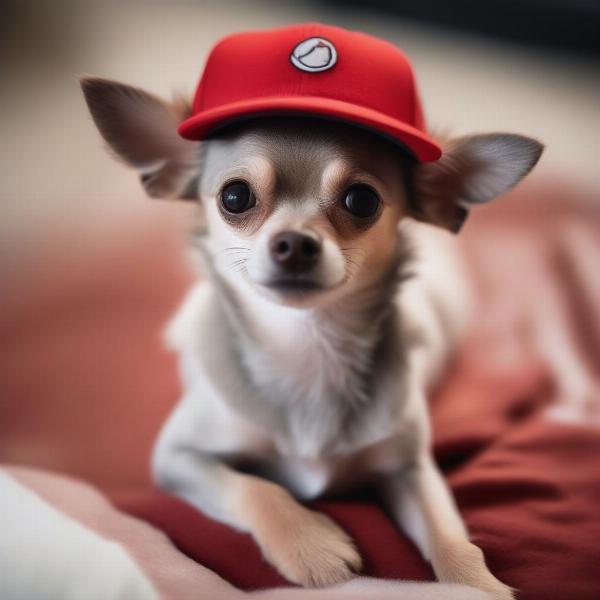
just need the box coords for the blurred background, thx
[1,0,599,489]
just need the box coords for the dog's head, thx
[81,78,542,308]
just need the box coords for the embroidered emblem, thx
[290,37,337,73]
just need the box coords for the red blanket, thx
[1,180,598,599]
[112,357,600,599]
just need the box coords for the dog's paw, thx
[256,506,362,587]
[434,540,515,600]
[476,576,515,600]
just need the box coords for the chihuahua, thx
[81,26,542,600]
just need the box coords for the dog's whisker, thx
[342,252,362,277]
[229,263,249,274]
[227,257,249,273]
[341,247,366,256]
[219,246,251,257]
[343,260,360,279]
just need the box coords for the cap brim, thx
[178,95,441,162]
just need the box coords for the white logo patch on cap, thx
[290,37,337,73]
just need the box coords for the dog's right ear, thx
[80,77,199,199]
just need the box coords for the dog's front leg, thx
[380,453,514,600]
[375,344,515,600]
[152,408,361,587]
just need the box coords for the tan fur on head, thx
[196,119,409,309]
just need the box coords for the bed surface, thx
[1,181,599,599]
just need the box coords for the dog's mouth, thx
[262,278,324,294]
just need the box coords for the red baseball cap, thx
[178,23,441,162]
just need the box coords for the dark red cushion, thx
[114,492,434,590]
[112,356,600,600]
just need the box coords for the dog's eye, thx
[221,181,255,214]
[343,185,380,218]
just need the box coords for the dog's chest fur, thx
[211,259,410,460]
[235,308,400,457]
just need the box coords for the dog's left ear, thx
[411,133,544,232]
[80,77,199,199]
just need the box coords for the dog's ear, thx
[410,133,544,232]
[80,77,199,200]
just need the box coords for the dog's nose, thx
[269,230,321,274]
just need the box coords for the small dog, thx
[82,23,542,600]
